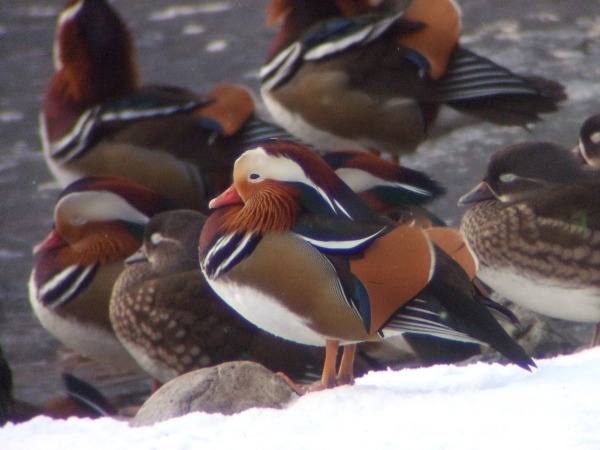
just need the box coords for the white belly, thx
[261,88,365,151]
[28,273,143,373]
[479,266,600,322]
[208,278,327,347]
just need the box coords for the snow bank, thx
[3,348,599,449]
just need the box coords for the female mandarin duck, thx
[111,209,343,386]
[459,142,600,346]
[260,0,566,157]
[29,174,177,373]
[199,140,534,390]
[42,0,291,211]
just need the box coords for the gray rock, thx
[131,361,297,426]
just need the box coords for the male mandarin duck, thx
[29,174,177,373]
[322,150,486,363]
[199,140,534,389]
[574,113,600,168]
[111,209,338,386]
[42,0,292,211]
[459,142,600,346]
[260,0,566,157]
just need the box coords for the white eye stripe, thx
[150,232,179,246]
[150,233,164,244]
[237,147,347,217]
[56,191,150,226]
[499,173,519,183]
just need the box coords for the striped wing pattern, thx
[38,264,99,308]
[50,99,204,163]
[261,13,404,91]
[383,297,481,344]
[434,47,542,101]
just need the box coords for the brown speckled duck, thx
[460,142,600,345]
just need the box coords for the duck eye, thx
[499,173,519,183]
[249,173,261,181]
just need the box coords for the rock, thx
[131,361,297,426]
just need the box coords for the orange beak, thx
[33,229,67,254]
[208,184,244,209]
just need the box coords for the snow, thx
[3,348,600,450]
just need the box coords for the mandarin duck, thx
[43,0,292,211]
[111,209,338,386]
[459,142,600,346]
[260,0,566,157]
[199,140,534,390]
[323,150,493,364]
[29,174,177,373]
[574,113,600,168]
[323,150,485,364]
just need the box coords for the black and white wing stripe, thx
[434,47,544,101]
[202,232,261,280]
[236,117,307,150]
[381,297,481,344]
[50,99,204,163]
[37,264,99,309]
[261,12,404,91]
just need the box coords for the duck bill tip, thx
[458,182,494,205]
[33,229,67,254]
[124,248,147,265]
[208,184,243,209]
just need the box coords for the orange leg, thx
[277,340,341,395]
[337,344,356,386]
[321,340,340,388]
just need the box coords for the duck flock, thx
[2,0,600,423]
